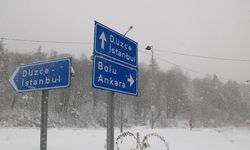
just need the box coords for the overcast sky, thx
[0,0,250,82]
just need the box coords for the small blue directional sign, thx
[94,21,138,67]
[9,58,71,92]
[93,55,138,96]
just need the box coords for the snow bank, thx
[0,127,249,150]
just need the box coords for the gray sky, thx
[0,0,250,82]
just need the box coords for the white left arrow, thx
[99,32,107,49]
[127,74,135,87]
[9,66,20,92]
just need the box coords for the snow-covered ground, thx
[0,127,249,150]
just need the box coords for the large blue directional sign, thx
[93,55,137,95]
[93,21,138,96]
[94,21,138,67]
[9,58,71,92]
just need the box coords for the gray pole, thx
[41,90,49,150]
[120,100,123,133]
[107,91,115,150]
[145,45,154,129]
[150,46,154,129]
[151,108,154,129]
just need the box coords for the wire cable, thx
[153,48,250,62]
[139,49,237,82]
[0,36,245,82]
[3,36,250,62]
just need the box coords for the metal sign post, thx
[120,100,123,133]
[92,21,138,150]
[41,90,49,150]
[107,91,115,150]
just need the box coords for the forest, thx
[0,42,250,128]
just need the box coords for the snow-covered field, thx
[0,127,249,150]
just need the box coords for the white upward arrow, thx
[127,74,135,87]
[99,32,107,49]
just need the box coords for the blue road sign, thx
[94,21,138,68]
[93,55,138,96]
[9,58,71,92]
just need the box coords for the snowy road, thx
[0,127,249,150]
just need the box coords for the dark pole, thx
[151,108,154,129]
[146,45,154,129]
[151,46,154,129]
[41,90,49,150]
[107,91,115,150]
[120,100,123,133]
